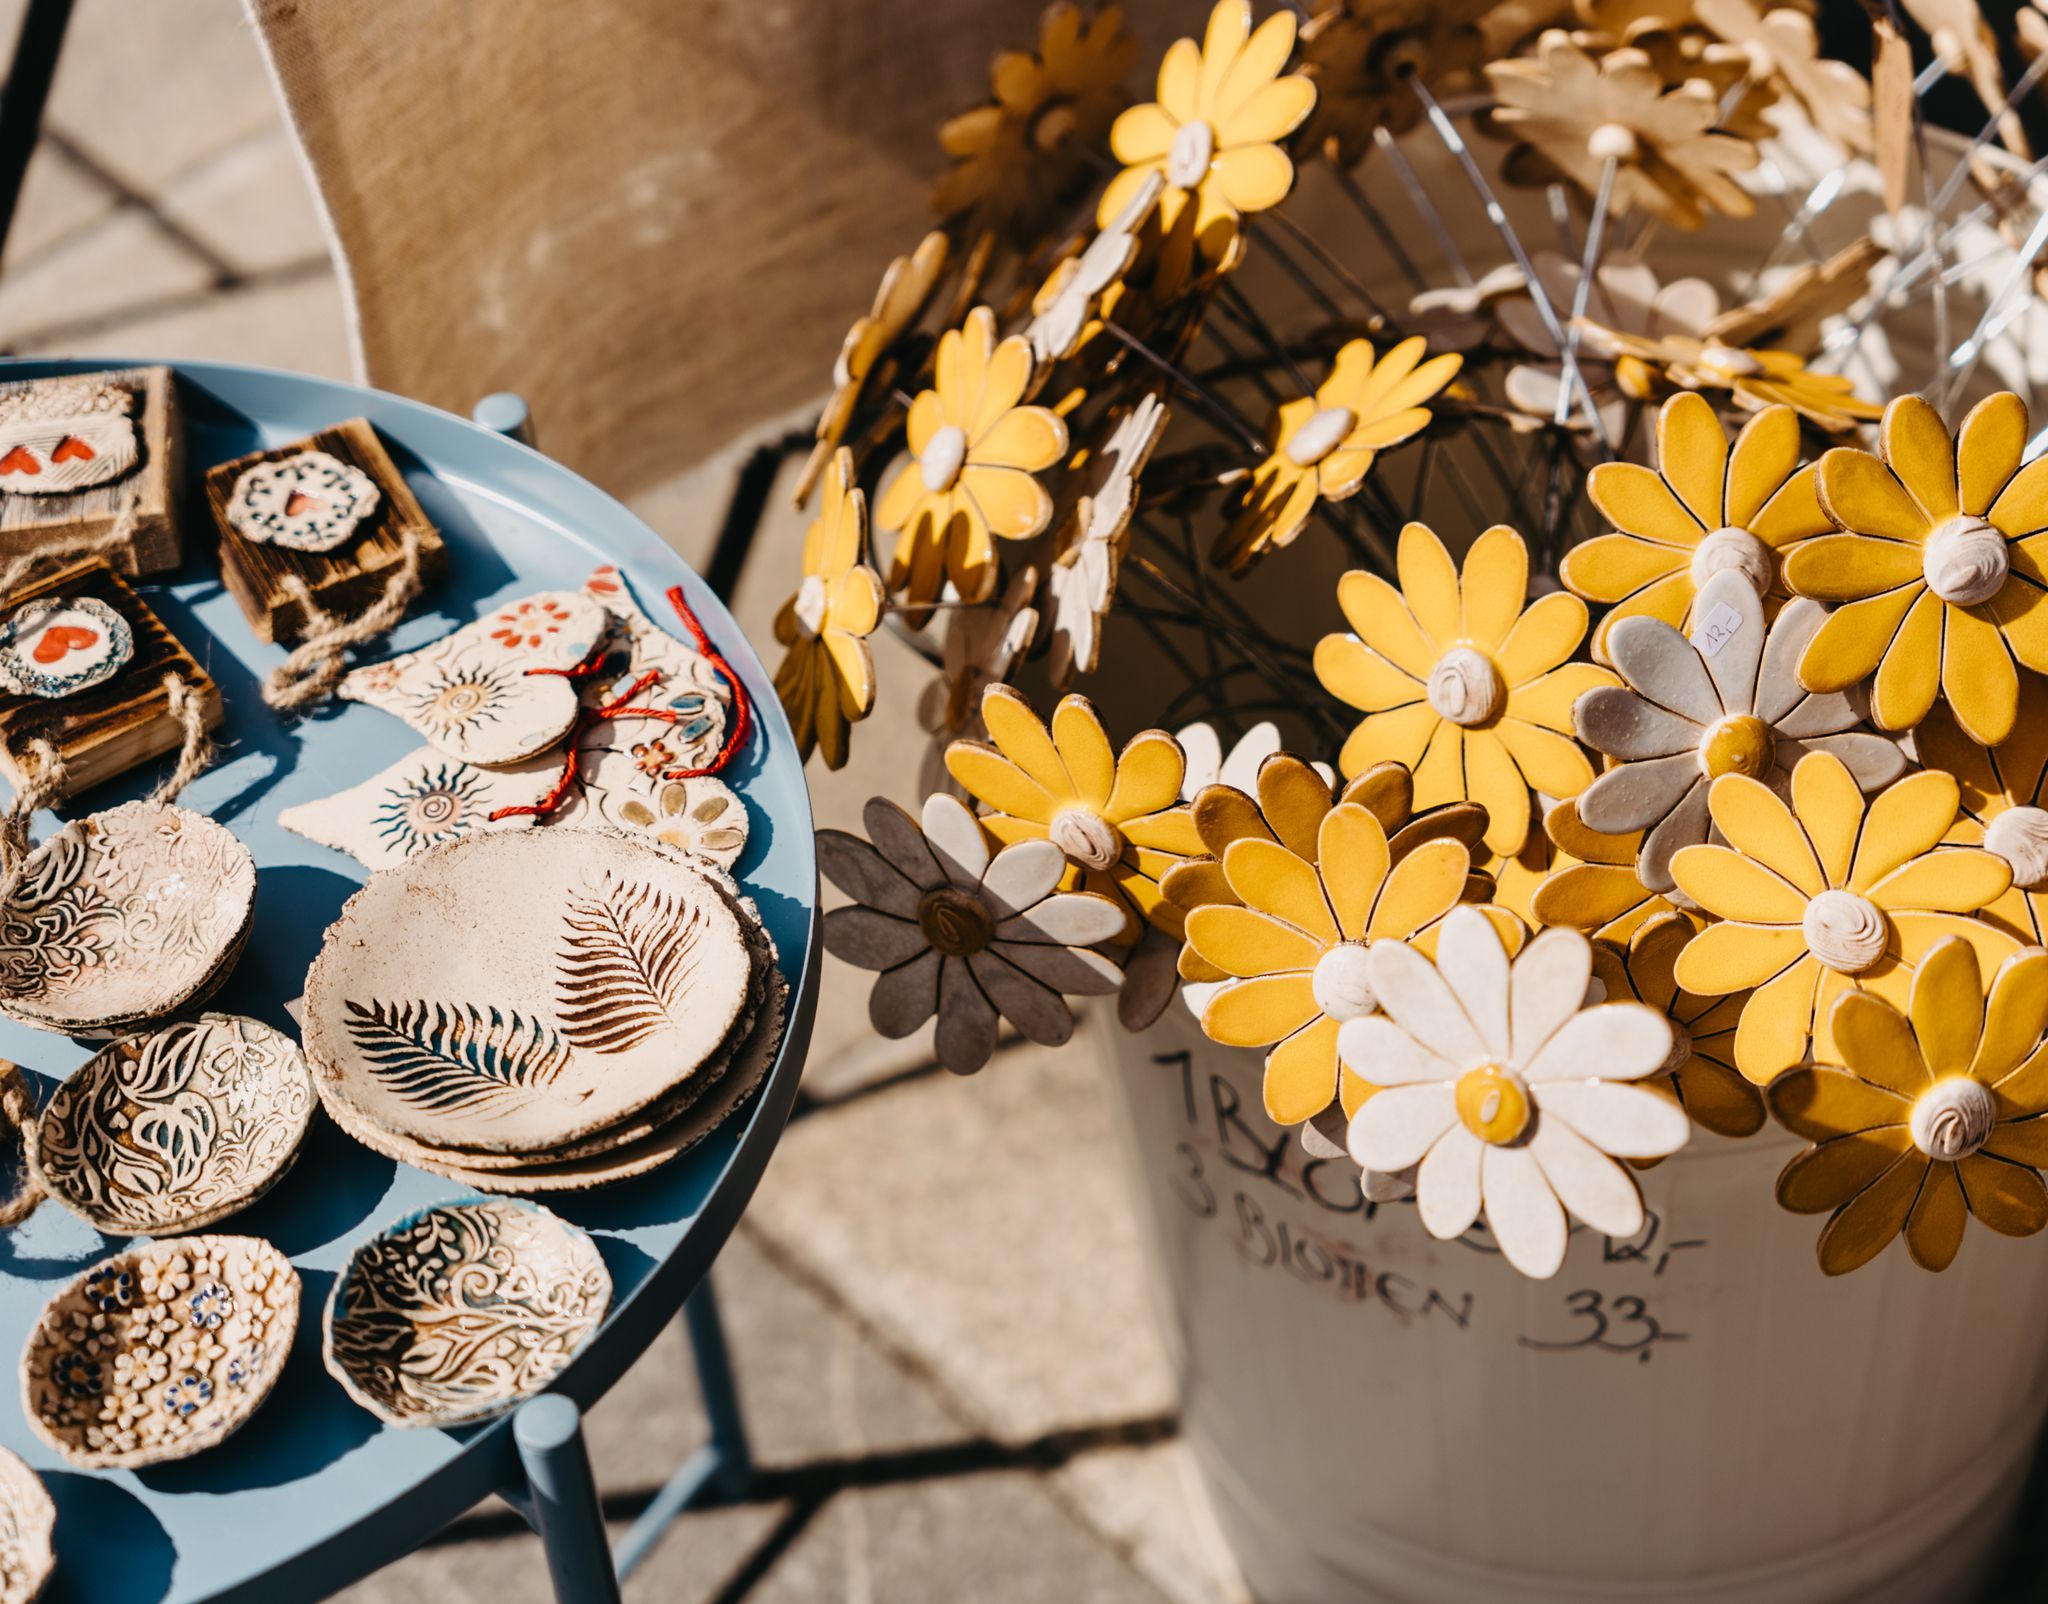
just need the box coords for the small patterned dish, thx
[0,1445,53,1604]
[21,1236,299,1470]
[0,801,257,1034]
[33,1015,316,1235]
[323,1198,611,1427]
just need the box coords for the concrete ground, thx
[0,4,1242,1601]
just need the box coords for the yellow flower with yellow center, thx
[1215,336,1463,574]
[1916,675,2048,946]
[1767,939,2048,1275]
[1670,751,2016,1084]
[1098,0,1316,292]
[1788,392,2048,746]
[1314,521,1615,856]
[1566,393,1830,660]
[876,306,1070,610]
[1527,796,1674,943]
[946,685,1203,942]
[773,448,886,771]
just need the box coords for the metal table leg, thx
[514,1394,625,1604]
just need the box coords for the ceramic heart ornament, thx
[225,450,379,552]
[339,590,606,766]
[0,594,132,698]
[279,746,556,871]
[0,379,138,495]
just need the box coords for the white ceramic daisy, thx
[1174,719,1334,801]
[1571,568,1905,894]
[1340,906,1691,1279]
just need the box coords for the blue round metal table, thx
[0,359,820,1603]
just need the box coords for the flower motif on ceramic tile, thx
[1314,521,1616,855]
[1098,0,1316,293]
[916,563,1039,798]
[1788,393,2048,747]
[797,231,951,506]
[1294,0,1490,166]
[1767,939,2048,1275]
[1045,393,1169,686]
[1670,751,2018,1084]
[488,595,582,653]
[1341,908,1691,1278]
[773,448,886,771]
[946,686,1203,943]
[1214,337,1463,574]
[1482,32,1758,229]
[616,777,749,870]
[1572,569,1907,893]
[1692,0,1871,154]
[1580,325,1882,434]
[931,3,1139,249]
[1914,675,2048,946]
[1590,912,1764,1139]
[1527,794,1675,942]
[876,307,1069,610]
[819,793,1126,1074]
[1567,394,1832,660]
[1497,256,1719,430]
[1027,173,1162,371]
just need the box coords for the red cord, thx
[659,585,752,781]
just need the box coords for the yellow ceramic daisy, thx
[1584,326,1882,433]
[1567,394,1831,659]
[1215,337,1464,574]
[1528,796,1674,943]
[1917,675,2048,945]
[1591,912,1765,1140]
[876,306,1070,609]
[1098,0,1316,291]
[1314,521,1616,855]
[1671,752,2017,1083]
[773,448,886,770]
[1767,939,2048,1275]
[1789,393,2048,746]
[1184,799,1476,1127]
[946,684,1203,941]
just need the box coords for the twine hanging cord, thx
[0,1060,40,1229]
[262,528,427,711]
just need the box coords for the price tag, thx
[1690,601,1744,658]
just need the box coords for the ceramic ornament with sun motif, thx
[225,449,381,553]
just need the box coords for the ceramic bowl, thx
[323,1198,611,1426]
[0,801,257,1033]
[303,828,753,1154]
[0,1446,53,1604]
[33,1014,316,1235]
[21,1235,299,1470]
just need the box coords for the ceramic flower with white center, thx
[1295,0,1489,165]
[1314,521,1616,855]
[1028,173,1162,369]
[820,793,1126,1074]
[1671,752,2017,1083]
[1568,394,1833,660]
[877,307,1070,610]
[1789,393,2048,746]
[1045,394,1169,686]
[916,564,1039,797]
[1767,938,2048,1275]
[1572,568,1907,892]
[773,448,886,771]
[1583,326,1882,434]
[1916,677,2048,945]
[1525,795,1674,942]
[1097,0,1316,291]
[946,686,1202,942]
[1693,0,1871,154]
[1341,908,1691,1279]
[1498,257,1718,430]
[1215,337,1463,573]
[1174,719,1311,801]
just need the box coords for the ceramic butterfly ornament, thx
[339,590,606,766]
[0,594,132,699]
[225,449,380,553]
[0,379,138,495]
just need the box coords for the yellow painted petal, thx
[1905,1159,1968,1271]
[1496,593,1590,684]
[1679,853,1807,923]
[946,741,1056,823]
[1869,588,1944,732]
[1776,1127,1915,1213]
[1656,392,1731,531]
[1318,803,1389,941]
[1906,937,1984,1077]
[1109,101,1178,167]
[1314,637,1424,714]
[1706,775,1824,892]
[874,458,928,534]
[1154,33,1203,123]
[1367,836,1468,940]
[1815,1150,1926,1274]
[1335,569,1439,678]
[1782,534,1924,601]
[1990,456,2048,539]
[1224,837,1338,940]
[1259,758,1335,860]
[1492,719,1594,802]
[1867,849,2010,914]
[1506,663,1617,733]
[1560,534,1687,605]
[1531,864,1654,933]
[1849,770,1963,891]
[1459,526,1529,651]
[1976,949,2048,1082]
[1122,809,1204,855]
[1957,391,2026,517]
[1106,729,1187,822]
[1397,521,1462,649]
[1749,463,1831,547]
[1942,603,2019,745]
[1987,575,2048,674]
[1051,698,1116,809]
[1829,988,1932,1095]
[1337,701,1439,780]
[1263,1014,1342,1127]
[1816,446,1933,542]
[1462,729,1531,854]
[1734,954,1822,1082]
[1672,915,1808,995]
[1411,719,1465,812]
[1881,394,1960,523]
[1958,1153,2048,1235]
[1789,754,1860,887]
[981,686,1071,798]
[1725,405,1802,529]
[1203,971,1321,1047]
[1187,903,1323,977]
[1589,572,1697,662]
[974,404,1066,469]
[959,464,1054,541]
[1587,461,1706,545]
[1769,1060,1915,1141]
[1210,142,1294,215]
[1227,74,1317,146]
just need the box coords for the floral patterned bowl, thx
[20,1236,299,1469]
[323,1199,610,1428]
[32,1014,316,1235]
[0,801,257,1034]
[0,1445,53,1604]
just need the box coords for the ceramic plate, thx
[303,828,753,1153]
[323,1198,610,1427]
[0,801,256,1033]
[33,1014,315,1235]
[21,1236,299,1470]
[0,1446,52,1604]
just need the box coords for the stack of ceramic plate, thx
[301,826,784,1193]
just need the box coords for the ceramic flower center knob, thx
[917,885,994,957]
[1425,647,1502,727]
[1286,406,1357,469]
[1030,99,1078,152]
[1909,1076,1997,1161]
[1984,805,2048,890]
[1454,1064,1532,1145]
[1048,806,1123,872]
[1699,713,1775,780]
[1921,515,2008,606]
[1802,889,1888,974]
[1690,525,1774,595]
[920,425,970,494]
[1166,118,1215,188]
[1700,342,1762,378]
[1310,942,1375,1021]
[792,575,830,638]
[1587,122,1639,163]
[1661,1020,1694,1076]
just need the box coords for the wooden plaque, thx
[203,417,445,644]
[0,559,223,799]
[0,366,183,577]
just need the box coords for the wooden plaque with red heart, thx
[0,367,183,577]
